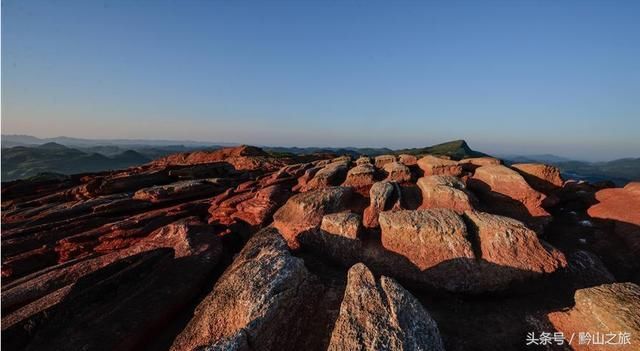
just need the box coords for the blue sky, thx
[2,0,639,160]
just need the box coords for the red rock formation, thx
[383,161,412,182]
[547,282,640,351]
[272,186,353,248]
[379,209,475,271]
[363,181,402,228]
[2,143,636,351]
[151,145,285,171]
[417,175,476,213]
[417,155,463,176]
[468,164,552,231]
[374,154,396,168]
[170,227,319,351]
[328,263,445,351]
[512,163,564,194]
[398,154,418,166]
[588,182,640,255]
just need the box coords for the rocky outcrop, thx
[547,283,640,351]
[2,218,223,351]
[272,186,353,248]
[320,212,362,239]
[342,163,376,188]
[588,182,640,255]
[469,164,551,230]
[152,145,285,171]
[383,162,412,183]
[398,154,417,166]
[375,155,396,168]
[363,181,402,228]
[512,163,564,194]
[417,155,463,176]
[459,157,501,172]
[327,263,445,351]
[170,227,318,351]
[464,210,566,274]
[301,161,349,191]
[3,141,637,351]
[380,209,474,271]
[133,179,226,203]
[417,175,476,213]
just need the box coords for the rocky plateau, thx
[1,144,639,351]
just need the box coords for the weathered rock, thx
[327,263,445,351]
[464,210,566,274]
[302,161,349,191]
[133,179,225,203]
[232,184,291,226]
[417,155,463,176]
[398,154,418,166]
[547,283,640,351]
[170,227,318,351]
[383,162,412,183]
[152,145,285,171]
[84,171,173,196]
[459,157,501,172]
[417,176,476,213]
[379,209,475,271]
[355,156,372,165]
[320,212,362,239]
[2,217,220,314]
[363,181,401,228]
[272,187,352,248]
[2,218,222,351]
[512,163,564,194]
[469,165,551,227]
[374,154,396,168]
[342,163,376,188]
[588,182,640,255]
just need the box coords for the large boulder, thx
[459,157,501,172]
[363,181,401,228]
[417,155,463,177]
[327,263,445,351]
[355,156,372,166]
[170,227,319,351]
[588,182,640,256]
[468,165,551,229]
[302,161,349,191]
[342,163,376,188]
[512,163,564,194]
[379,209,475,271]
[417,176,476,213]
[464,210,566,274]
[547,282,640,351]
[272,187,353,248]
[383,162,412,183]
[320,212,362,240]
[398,154,418,166]
[375,155,396,168]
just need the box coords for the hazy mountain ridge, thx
[1,142,151,181]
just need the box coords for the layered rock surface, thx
[2,144,638,351]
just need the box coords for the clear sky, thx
[2,0,639,161]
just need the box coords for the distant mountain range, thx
[1,143,153,181]
[1,135,638,184]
